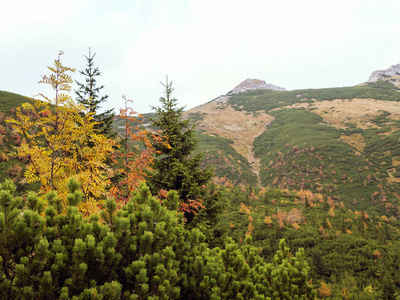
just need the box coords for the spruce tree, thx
[75,48,115,138]
[148,78,213,222]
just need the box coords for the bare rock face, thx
[229,78,286,94]
[368,63,400,82]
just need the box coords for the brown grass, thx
[184,99,275,184]
[286,98,400,129]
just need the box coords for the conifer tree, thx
[75,48,115,138]
[148,78,213,222]
[0,178,316,299]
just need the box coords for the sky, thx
[1,0,400,114]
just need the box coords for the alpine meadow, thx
[3,51,400,299]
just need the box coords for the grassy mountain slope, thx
[0,91,38,192]
[186,80,400,216]
[3,78,400,215]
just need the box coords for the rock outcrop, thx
[228,78,286,94]
[368,63,400,82]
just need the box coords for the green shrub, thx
[0,179,316,299]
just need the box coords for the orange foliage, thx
[319,226,329,239]
[108,96,161,203]
[319,281,332,297]
[158,189,168,199]
[0,152,8,162]
[385,202,395,212]
[246,222,255,237]
[373,250,382,260]
[249,192,259,200]
[6,164,22,178]
[239,202,251,215]
[179,199,206,217]
[275,210,287,229]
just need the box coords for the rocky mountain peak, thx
[229,78,286,94]
[368,63,400,82]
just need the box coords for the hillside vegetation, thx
[185,80,400,216]
[3,71,400,298]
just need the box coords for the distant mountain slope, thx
[0,91,39,192]
[0,90,31,114]
[4,67,400,215]
[186,79,400,215]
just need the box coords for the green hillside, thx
[189,80,400,216]
[227,80,400,113]
[0,90,32,114]
[0,91,39,192]
[213,184,400,299]
[4,80,400,297]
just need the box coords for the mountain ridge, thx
[228,78,286,94]
[184,75,400,215]
[3,64,400,215]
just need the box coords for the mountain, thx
[184,77,400,216]
[367,63,400,85]
[228,78,286,94]
[4,71,400,297]
[3,67,400,215]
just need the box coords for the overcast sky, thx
[1,0,400,114]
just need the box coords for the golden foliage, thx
[246,222,255,237]
[328,207,335,217]
[239,202,251,215]
[264,215,272,226]
[326,219,333,229]
[7,52,116,204]
[318,281,332,298]
[292,222,300,230]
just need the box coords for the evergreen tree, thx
[75,48,115,138]
[148,78,213,222]
[0,178,316,299]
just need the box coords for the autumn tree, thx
[7,52,115,207]
[148,78,213,221]
[75,48,115,138]
[108,96,160,203]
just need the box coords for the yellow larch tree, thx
[7,51,116,211]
